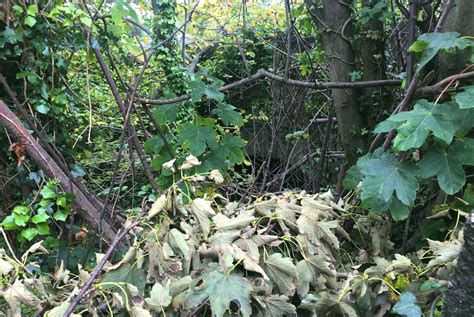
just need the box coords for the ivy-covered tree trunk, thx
[305,0,366,164]
[443,215,474,315]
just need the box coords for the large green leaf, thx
[178,123,218,156]
[263,253,297,296]
[361,152,419,208]
[418,138,474,194]
[189,76,224,102]
[391,292,421,317]
[212,103,244,126]
[296,255,334,297]
[455,86,474,109]
[153,104,179,125]
[375,100,461,151]
[101,264,147,295]
[144,282,172,312]
[185,269,252,317]
[410,32,472,74]
[255,295,296,317]
[219,135,246,164]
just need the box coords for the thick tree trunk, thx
[305,0,366,164]
[438,0,474,78]
[443,215,474,315]
[0,100,118,242]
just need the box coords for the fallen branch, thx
[0,99,117,242]
[136,69,402,105]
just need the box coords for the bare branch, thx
[137,69,402,105]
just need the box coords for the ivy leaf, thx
[53,210,68,222]
[263,253,297,296]
[40,186,56,199]
[212,103,244,126]
[31,209,49,224]
[410,32,472,74]
[178,123,218,156]
[418,138,474,194]
[455,86,474,109]
[36,223,50,235]
[1,215,18,230]
[21,228,38,241]
[153,104,179,125]
[186,269,252,317]
[380,100,461,151]
[391,292,422,317]
[24,16,37,27]
[361,152,419,208]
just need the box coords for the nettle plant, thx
[344,32,474,220]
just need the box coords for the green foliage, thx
[409,32,473,74]
[1,180,71,242]
[392,292,422,317]
[374,100,467,151]
[349,37,474,219]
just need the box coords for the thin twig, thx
[63,204,146,317]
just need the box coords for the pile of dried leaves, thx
[0,179,464,316]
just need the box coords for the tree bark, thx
[0,100,117,242]
[305,0,366,164]
[443,214,474,315]
[438,0,474,78]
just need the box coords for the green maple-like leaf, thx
[296,255,334,297]
[263,253,297,296]
[455,86,474,109]
[410,32,472,74]
[391,292,422,317]
[178,123,218,156]
[185,269,252,317]
[190,76,224,102]
[375,100,461,151]
[153,104,179,124]
[212,103,244,126]
[101,264,147,295]
[145,282,172,312]
[255,295,296,317]
[418,138,474,195]
[360,152,419,210]
[219,135,246,164]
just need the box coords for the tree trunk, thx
[443,214,474,315]
[438,0,474,79]
[305,0,366,164]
